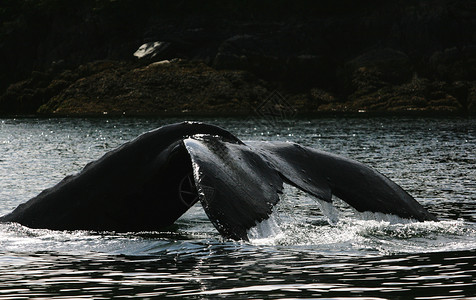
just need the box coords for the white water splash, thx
[0,222,167,256]
[244,184,476,254]
[247,214,284,245]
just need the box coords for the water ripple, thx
[0,116,475,298]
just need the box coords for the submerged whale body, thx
[0,122,437,240]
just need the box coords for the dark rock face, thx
[429,47,476,81]
[36,60,271,116]
[1,0,475,115]
[468,83,476,113]
[346,49,413,87]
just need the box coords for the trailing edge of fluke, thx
[0,122,437,241]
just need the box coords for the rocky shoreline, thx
[1,0,475,116]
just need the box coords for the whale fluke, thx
[0,122,437,240]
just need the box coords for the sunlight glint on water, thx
[246,183,476,256]
[0,116,475,299]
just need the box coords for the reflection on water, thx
[0,246,475,299]
[0,116,475,298]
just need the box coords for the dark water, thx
[1,116,475,299]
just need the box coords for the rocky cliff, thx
[1,0,475,116]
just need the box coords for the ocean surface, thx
[0,116,475,299]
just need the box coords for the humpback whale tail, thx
[0,122,437,241]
